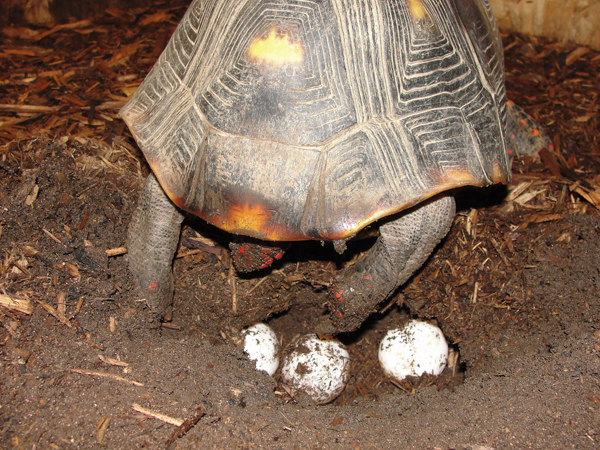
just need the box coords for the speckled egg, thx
[379,320,448,383]
[281,334,350,404]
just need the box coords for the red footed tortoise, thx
[120,0,548,333]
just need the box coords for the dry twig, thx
[71,368,143,386]
[131,403,183,426]
[165,407,205,449]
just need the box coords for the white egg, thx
[281,334,350,404]
[242,323,279,376]
[379,320,448,383]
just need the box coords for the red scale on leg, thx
[229,241,285,273]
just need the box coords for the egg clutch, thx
[242,320,450,404]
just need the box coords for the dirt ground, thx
[2,3,600,449]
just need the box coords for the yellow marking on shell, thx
[408,0,427,21]
[247,28,304,66]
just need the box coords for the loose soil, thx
[1,3,600,449]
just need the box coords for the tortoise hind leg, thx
[319,195,455,334]
[128,173,184,315]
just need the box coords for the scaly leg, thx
[319,195,456,334]
[128,174,184,314]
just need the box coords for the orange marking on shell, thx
[520,119,528,126]
[532,128,540,136]
[223,202,273,236]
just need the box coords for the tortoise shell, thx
[120,0,510,242]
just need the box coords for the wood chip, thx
[539,148,563,178]
[56,291,66,316]
[24,184,39,206]
[96,416,110,444]
[575,186,600,210]
[0,294,33,314]
[105,246,127,257]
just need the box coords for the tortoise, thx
[120,0,547,333]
